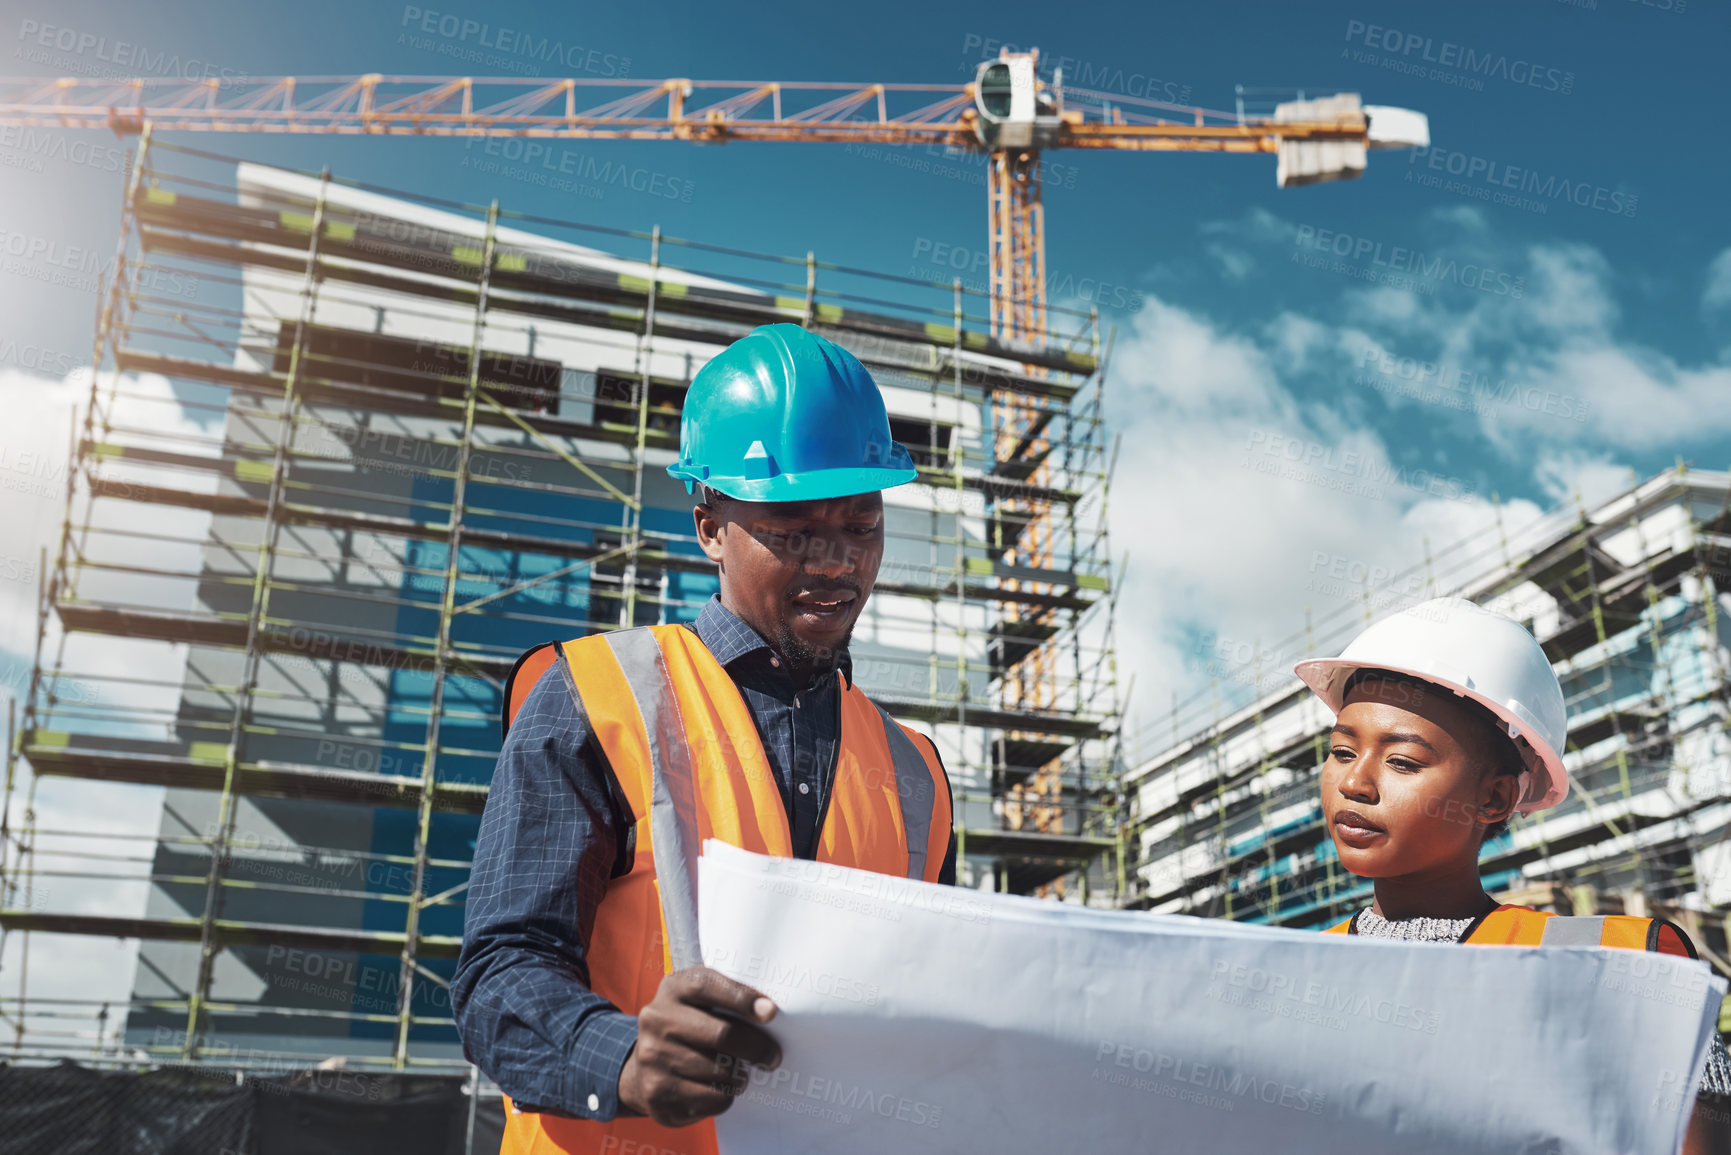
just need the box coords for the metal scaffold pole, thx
[183,167,334,1061]
[395,200,501,1069]
[621,225,661,629]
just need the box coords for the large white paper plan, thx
[697,841,1726,1155]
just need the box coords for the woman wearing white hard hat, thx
[1297,597,1729,1151]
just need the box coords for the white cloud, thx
[1200,207,1292,283]
[1704,248,1731,319]
[1099,212,1731,760]
[1187,208,1731,458]
[0,367,86,657]
[1201,207,1291,246]
[1104,293,1545,753]
[1204,244,1256,281]
[1534,450,1636,511]
[0,367,220,656]
[1510,345,1731,449]
[0,366,218,1012]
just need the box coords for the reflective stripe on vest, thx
[499,624,952,1155]
[1540,915,1605,947]
[606,627,706,972]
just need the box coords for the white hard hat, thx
[1293,597,1569,815]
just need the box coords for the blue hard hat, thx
[667,324,918,502]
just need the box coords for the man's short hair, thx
[697,483,732,509]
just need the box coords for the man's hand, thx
[617,967,781,1127]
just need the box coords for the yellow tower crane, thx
[0,52,1428,346]
[0,49,1427,881]
[0,50,1428,709]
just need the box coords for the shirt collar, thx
[694,595,853,689]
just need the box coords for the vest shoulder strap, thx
[1461,908,1701,957]
[850,687,951,882]
[500,640,563,739]
[501,628,686,739]
[1542,913,1697,958]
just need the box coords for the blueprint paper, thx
[698,842,1725,1155]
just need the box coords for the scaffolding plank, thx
[961,828,1115,861]
[24,740,489,814]
[875,696,1107,739]
[78,462,1101,614]
[0,910,462,959]
[56,601,248,648]
[142,193,1097,376]
[113,347,662,449]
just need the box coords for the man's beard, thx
[775,617,853,685]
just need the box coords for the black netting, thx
[0,1061,506,1154]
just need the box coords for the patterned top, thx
[1351,907,1731,1098]
[1354,908,1477,943]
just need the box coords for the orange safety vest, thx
[495,623,953,1155]
[1325,904,1697,957]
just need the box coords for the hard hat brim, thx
[670,462,919,503]
[1293,657,1570,815]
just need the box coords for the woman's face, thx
[1320,678,1514,880]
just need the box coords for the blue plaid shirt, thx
[453,596,957,1121]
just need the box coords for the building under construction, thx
[0,140,1123,1071]
[1124,469,1731,980]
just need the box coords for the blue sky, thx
[2,0,1728,738]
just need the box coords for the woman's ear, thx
[1477,772,1520,826]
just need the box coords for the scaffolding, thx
[0,139,1124,1069]
[1123,467,1731,975]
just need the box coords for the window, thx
[888,417,953,470]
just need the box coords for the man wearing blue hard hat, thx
[456,324,957,1154]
